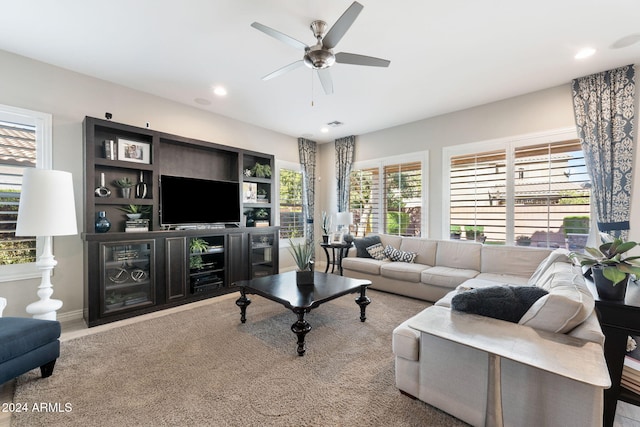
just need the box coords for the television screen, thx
[160,175,240,226]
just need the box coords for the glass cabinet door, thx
[250,232,276,278]
[101,240,155,315]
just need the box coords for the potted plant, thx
[450,225,461,239]
[257,188,268,199]
[189,238,209,270]
[570,237,640,301]
[465,225,485,242]
[516,235,531,246]
[251,163,271,178]
[113,177,134,198]
[321,211,331,243]
[289,239,314,285]
[118,204,151,219]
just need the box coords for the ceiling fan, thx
[251,1,390,95]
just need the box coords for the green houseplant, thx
[118,204,151,219]
[288,239,314,285]
[251,163,272,178]
[570,237,640,300]
[113,177,134,198]
[321,211,331,243]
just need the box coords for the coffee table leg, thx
[235,290,251,323]
[355,285,371,322]
[291,310,312,356]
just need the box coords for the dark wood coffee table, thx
[234,271,371,356]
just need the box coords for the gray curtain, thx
[298,138,317,255]
[572,65,635,239]
[335,135,356,212]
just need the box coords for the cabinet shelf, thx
[95,158,155,171]
[105,281,150,291]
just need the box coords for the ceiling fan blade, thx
[262,60,304,80]
[322,1,364,49]
[317,69,333,95]
[335,52,390,67]
[251,22,308,51]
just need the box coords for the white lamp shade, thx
[335,211,353,226]
[16,168,78,236]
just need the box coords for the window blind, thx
[350,167,380,237]
[383,161,422,236]
[279,168,304,239]
[0,121,36,265]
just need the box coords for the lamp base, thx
[26,298,63,321]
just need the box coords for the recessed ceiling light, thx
[213,86,227,96]
[320,127,329,133]
[574,47,596,60]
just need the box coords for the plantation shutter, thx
[350,167,380,237]
[450,150,507,242]
[279,168,304,239]
[514,139,590,249]
[0,121,37,264]
[383,161,422,236]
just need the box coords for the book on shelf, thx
[255,220,269,228]
[621,335,640,394]
[125,219,149,232]
[103,139,115,160]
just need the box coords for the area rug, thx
[12,290,467,426]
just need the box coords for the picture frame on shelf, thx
[117,138,151,164]
[243,182,257,203]
[330,232,344,244]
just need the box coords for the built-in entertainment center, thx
[82,116,279,327]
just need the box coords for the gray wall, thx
[2,48,639,319]
[0,50,299,318]
[318,74,640,245]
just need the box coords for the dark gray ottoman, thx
[0,317,61,384]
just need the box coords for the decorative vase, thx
[95,211,111,233]
[322,234,329,244]
[296,270,314,286]
[592,265,628,301]
[135,171,147,199]
[120,187,131,198]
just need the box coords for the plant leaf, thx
[602,266,627,285]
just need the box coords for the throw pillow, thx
[451,285,549,323]
[383,245,417,263]
[366,243,387,260]
[353,235,382,258]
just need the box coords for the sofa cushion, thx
[451,285,549,323]
[381,262,430,282]
[481,245,552,278]
[527,248,572,286]
[341,257,389,275]
[421,266,479,289]
[436,240,482,271]
[366,243,387,260]
[475,273,529,286]
[353,235,382,258]
[383,245,417,263]
[399,238,437,266]
[519,262,594,333]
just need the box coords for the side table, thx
[320,242,353,275]
[586,279,640,427]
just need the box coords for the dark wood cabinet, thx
[82,117,279,326]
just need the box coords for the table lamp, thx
[335,211,353,232]
[15,169,78,320]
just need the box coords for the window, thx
[349,153,426,237]
[278,162,304,240]
[446,129,590,249]
[0,105,52,281]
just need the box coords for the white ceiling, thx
[1,1,639,143]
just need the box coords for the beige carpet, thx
[12,290,467,426]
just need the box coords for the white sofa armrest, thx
[0,297,6,317]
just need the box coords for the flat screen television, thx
[160,175,240,226]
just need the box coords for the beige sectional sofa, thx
[342,234,553,302]
[342,234,609,427]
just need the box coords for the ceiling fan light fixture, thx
[304,47,335,69]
